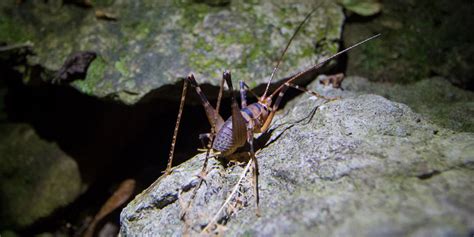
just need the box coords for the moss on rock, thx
[0,1,344,105]
[344,0,474,89]
[0,124,83,229]
[72,56,107,96]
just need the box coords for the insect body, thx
[187,72,272,157]
[164,9,380,227]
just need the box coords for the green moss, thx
[88,57,107,80]
[195,37,213,52]
[236,31,254,45]
[188,51,227,73]
[248,80,258,88]
[214,33,227,45]
[215,29,255,47]
[0,17,30,43]
[239,31,272,69]
[358,40,385,73]
[115,58,129,77]
[72,57,107,95]
[299,46,316,58]
[135,21,151,40]
[345,0,474,85]
[247,45,265,62]
[177,4,211,30]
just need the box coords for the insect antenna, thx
[269,33,381,99]
[262,7,320,98]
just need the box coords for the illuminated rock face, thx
[120,78,474,236]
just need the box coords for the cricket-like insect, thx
[164,9,380,232]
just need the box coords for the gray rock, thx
[338,0,382,16]
[0,124,84,229]
[120,78,474,236]
[342,76,474,132]
[0,1,343,104]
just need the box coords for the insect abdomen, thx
[213,119,240,156]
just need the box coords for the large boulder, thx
[343,76,474,132]
[0,0,344,104]
[0,124,84,229]
[120,77,474,236]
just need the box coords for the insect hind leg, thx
[223,71,247,147]
[186,74,225,132]
[247,126,260,216]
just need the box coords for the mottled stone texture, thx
[0,1,343,104]
[343,76,474,132]
[120,77,474,236]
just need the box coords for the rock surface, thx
[0,124,84,229]
[343,0,474,89]
[343,76,474,132]
[0,1,343,104]
[120,77,474,236]
[338,0,382,16]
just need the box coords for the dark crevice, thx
[149,193,179,210]
[415,162,474,181]
[344,11,381,24]
[0,67,305,235]
[1,64,212,235]
[416,170,441,180]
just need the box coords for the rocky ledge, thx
[120,77,474,236]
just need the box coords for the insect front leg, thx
[246,123,260,216]
[239,81,261,106]
[259,85,290,133]
[237,79,262,215]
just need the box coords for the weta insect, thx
[164,9,380,233]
